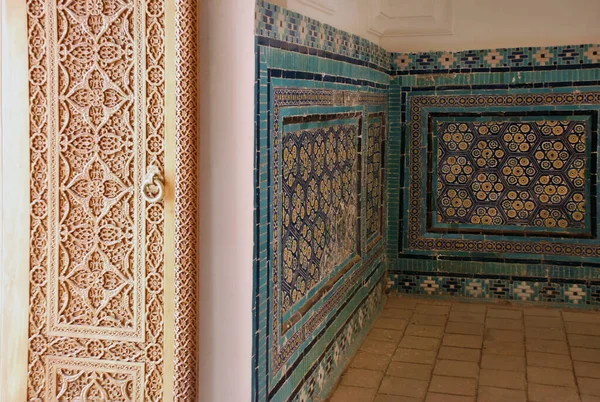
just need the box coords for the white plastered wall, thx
[281,0,600,53]
[198,0,254,400]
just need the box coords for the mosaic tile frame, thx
[404,91,600,260]
[387,54,600,307]
[254,11,389,398]
[267,84,387,384]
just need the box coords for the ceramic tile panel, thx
[388,46,600,307]
[254,2,389,401]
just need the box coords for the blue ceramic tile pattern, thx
[391,44,600,74]
[388,57,600,307]
[256,2,600,401]
[254,2,388,401]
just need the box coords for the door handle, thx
[141,165,164,203]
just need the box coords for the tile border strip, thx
[389,270,600,306]
[256,0,391,70]
[392,44,600,75]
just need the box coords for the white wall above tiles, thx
[381,0,600,52]
[368,0,453,39]
[279,0,600,54]
[286,0,382,44]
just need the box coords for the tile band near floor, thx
[388,271,600,307]
[329,294,600,402]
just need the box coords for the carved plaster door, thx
[0,0,198,400]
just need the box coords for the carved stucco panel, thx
[27,0,167,399]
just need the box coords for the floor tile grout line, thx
[331,296,600,401]
[561,308,583,401]
[372,296,413,401]
[521,305,529,402]
[476,303,488,400]
[427,301,450,400]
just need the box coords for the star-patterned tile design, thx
[435,119,588,230]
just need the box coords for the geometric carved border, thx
[173,0,199,399]
[27,0,168,400]
[46,357,144,402]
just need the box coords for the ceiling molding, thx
[296,0,336,15]
[368,0,454,38]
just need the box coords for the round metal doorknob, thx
[142,165,164,203]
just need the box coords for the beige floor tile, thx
[330,385,377,402]
[484,340,525,356]
[574,361,600,379]
[485,317,523,331]
[523,308,562,317]
[386,361,432,381]
[415,304,450,316]
[374,318,408,331]
[484,328,524,343]
[568,334,600,349]
[527,366,576,387]
[580,377,600,397]
[443,334,483,349]
[571,347,600,362]
[478,387,526,402]
[399,335,440,351]
[446,322,484,335]
[451,303,486,314]
[351,351,391,371]
[528,384,580,402]
[481,353,525,371]
[368,328,404,343]
[341,368,385,388]
[428,375,477,396]
[449,311,485,324]
[527,351,573,369]
[378,376,428,398]
[433,360,479,379]
[416,299,452,306]
[524,315,563,328]
[404,324,444,339]
[487,308,522,320]
[438,346,481,362]
[562,311,600,324]
[566,322,600,336]
[479,368,526,390]
[386,297,418,310]
[526,339,569,355]
[373,395,420,402]
[426,393,475,402]
[361,339,398,356]
[526,326,567,341]
[392,348,437,365]
[380,308,414,320]
[409,313,447,327]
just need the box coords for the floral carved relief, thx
[27,0,169,400]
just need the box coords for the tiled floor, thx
[328,295,600,402]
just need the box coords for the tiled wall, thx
[388,46,600,307]
[254,2,388,401]
[255,1,600,400]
